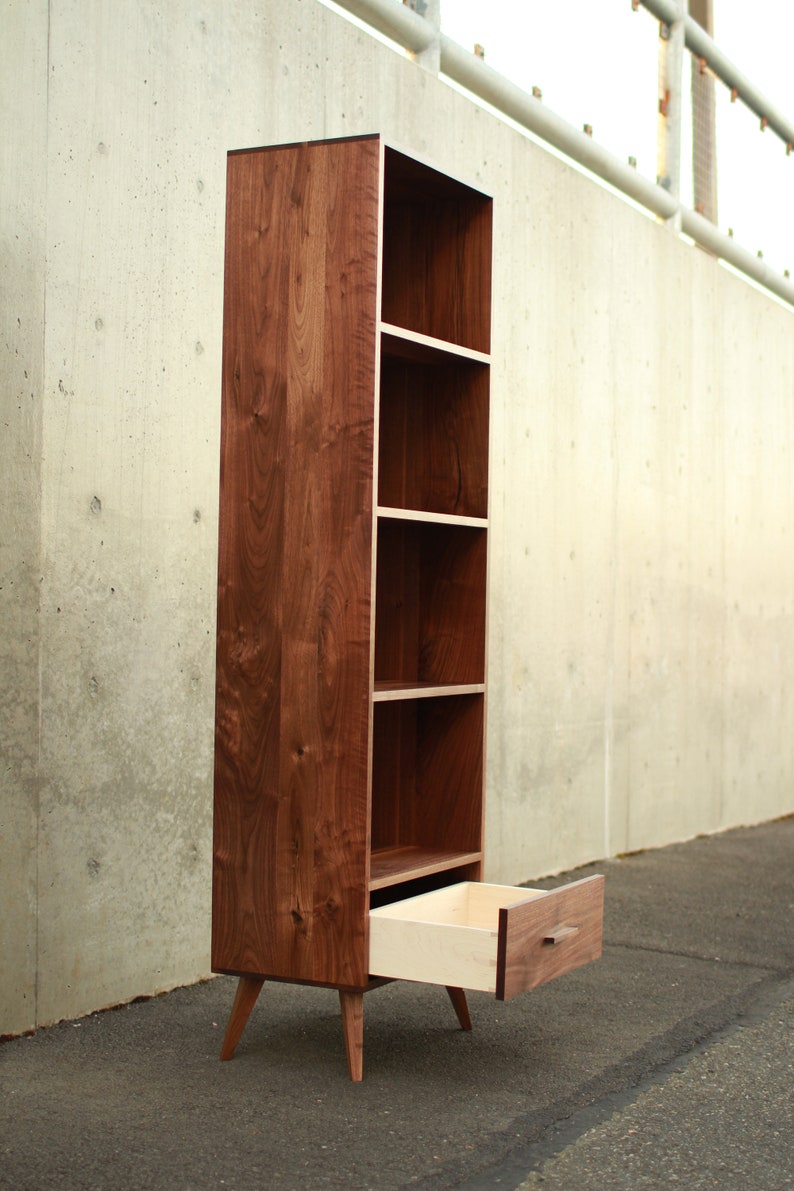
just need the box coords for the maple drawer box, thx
[369,876,604,999]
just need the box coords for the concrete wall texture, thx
[2,0,793,1036]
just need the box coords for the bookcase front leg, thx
[220,975,265,1060]
[339,990,365,1082]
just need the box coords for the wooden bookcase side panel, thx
[381,149,493,353]
[213,138,381,989]
[214,147,292,980]
[377,356,489,519]
[374,521,487,686]
[371,695,484,856]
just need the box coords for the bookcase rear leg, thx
[446,985,473,1031]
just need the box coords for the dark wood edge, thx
[228,133,381,158]
[213,968,392,995]
[500,874,605,914]
[383,137,495,198]
[495,907,510,1001]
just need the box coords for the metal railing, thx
[329,0,794,308]
[643,0,794,148]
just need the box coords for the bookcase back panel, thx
[378,356,489,518]
[374,521,487,686]
[381,149,493,353]
[371,695,484,854]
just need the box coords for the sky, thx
[440,1,794,275]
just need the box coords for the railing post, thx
[689,0,717,224]
[330,0,794,307]
[404,0,440,73]
[656,0,685,231]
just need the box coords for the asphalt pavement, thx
[2,816,792,1190]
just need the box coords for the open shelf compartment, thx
[374,520,486,687]
[378,337,489,520]
[370,694,484,891]
[381,145,493,354]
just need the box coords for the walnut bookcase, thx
[213,134,603,1081]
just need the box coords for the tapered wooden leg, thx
[220,975,265,1060]
[339,990,364,1082]
[446,986,473,1031]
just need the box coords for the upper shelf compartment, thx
[378,341,489,521]
[381,145,493,355]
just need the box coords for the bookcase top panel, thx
[227,133,493,200]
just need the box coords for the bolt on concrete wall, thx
[2,0,793,1033]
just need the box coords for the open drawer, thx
[369,876,604,1000]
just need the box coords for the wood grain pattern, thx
[369,845,483,891]
[373,520,421,686]
[213,137,380,988]
[369,884,499,990]
[339,990,364,1082]
[219,975,265,1060]
[412,695,485,852]
[496,875,605,1001]
[381,148,493,353]
[370,695,484,858]
[370,699,414,852]
[374,522,487,686]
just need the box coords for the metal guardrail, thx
[330,0,794,309]
[642,0,794,149]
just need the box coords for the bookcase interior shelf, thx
[369,846,484,892]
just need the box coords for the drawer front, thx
[369,876,603,997]
[496,875,604,1000]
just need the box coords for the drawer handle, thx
[543,924,579,946]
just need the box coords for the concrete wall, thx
[2,0,792,1034]
[1,0,48,1036]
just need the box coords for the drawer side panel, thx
[369,916,498,991]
